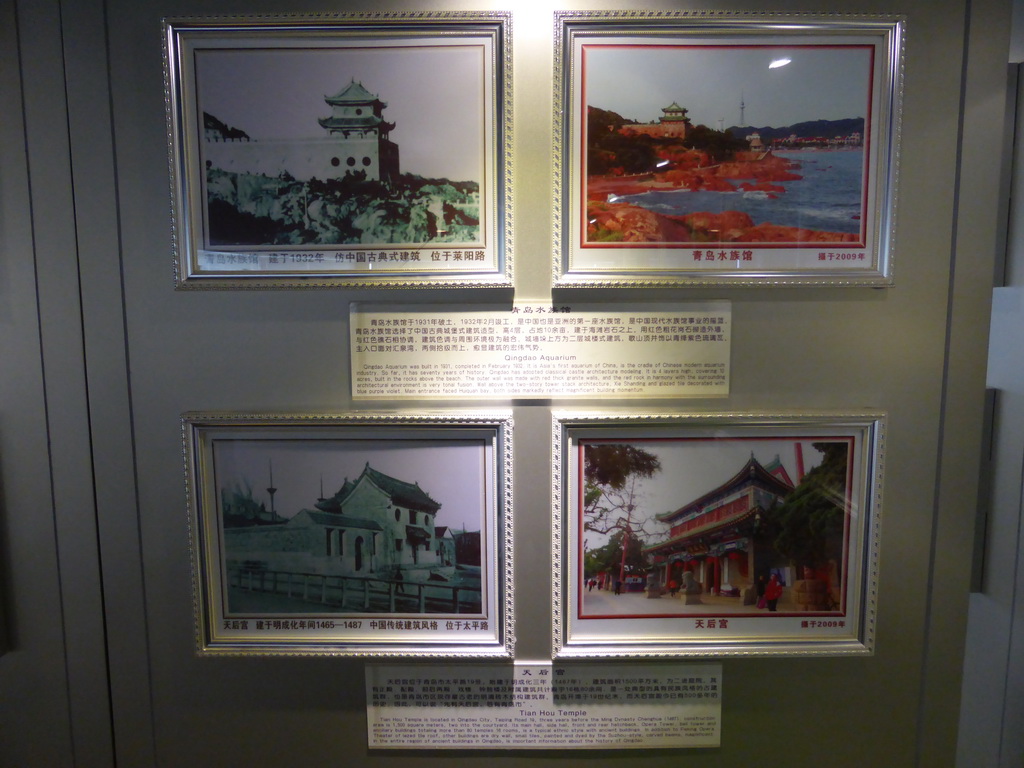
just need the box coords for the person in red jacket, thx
[764,572,784,612]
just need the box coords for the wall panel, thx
[0,0,1009,765]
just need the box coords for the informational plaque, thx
[366,662,721,750]
[351,302,730,399]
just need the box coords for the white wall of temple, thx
[204,135,388,181]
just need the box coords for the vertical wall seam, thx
[917,0,973,765]
[16,0,82,762]
[91,0,159,760]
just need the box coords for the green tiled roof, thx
[325,79,386,107]
[315,463,441,515]
[317,115,388,131]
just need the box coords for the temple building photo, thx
[215,447,485,615]
[582,440,850,616]
[203,79,400,184]
[1,1,1020,765]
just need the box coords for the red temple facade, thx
[644,454,795,597]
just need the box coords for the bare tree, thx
[583,444,663,581]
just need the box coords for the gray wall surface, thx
[957,57,1024,768]
[0,0,1011,766]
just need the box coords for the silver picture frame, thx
[552,411,884,657]
[164,13,512,289]
[184,410,513,657]
[553,12,904,286]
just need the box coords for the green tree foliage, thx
[207,198,283,245]
[584,529,648,577]
[586,444,661,489]
[203,111,249,140]
[586,105,658,175]
[686,125,748,162]
[206,167,480,246]
[585,106,749,176]
[770,442,849,570]
[587,131,659,176]
[587,106,631,134]
[221,481,275,528]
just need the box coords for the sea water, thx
[615,148,865,235]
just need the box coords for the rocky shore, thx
[586,152,858,244]
[206,168,480,246]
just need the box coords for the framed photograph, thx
[163,13,511,289]
[552,411,884,657]
[183,411,513,656]
[553,12,904,286]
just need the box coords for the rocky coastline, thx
[585,152,859,245]
[206,167,480,246]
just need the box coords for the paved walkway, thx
[581,588,789,616]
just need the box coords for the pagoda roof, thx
[660,102,690,123]
[761,454,795,487]
[655,454,793,524]
[643,507,757,554]
[317,115,393,131]
[315,463,441,515]
[325,79,386,107]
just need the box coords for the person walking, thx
[764,572,784,612]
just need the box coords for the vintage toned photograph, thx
[164,15,511,287]
[184,412,512,656]
[553,413,884,657]
[554,13,903,285]
[215,439,486,617]
[196,48,485,250]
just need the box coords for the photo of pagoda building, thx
[617,99,692,139]
[202,78,400,184]
[214,438,487,616]
[643,453,797,600]
[223,462,447,583]
[317,79,400,184]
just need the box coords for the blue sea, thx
[616,149,865,235]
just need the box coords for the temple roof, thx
[655,454,794,524]
[643,507,757,554]
[324,79,386,107]
[660,102,690,123]
[315,463,441,515]
[317,115,393,131]
[761,454,795,487]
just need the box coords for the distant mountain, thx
[725,117,865,142]
[588,105,863,143]
[204,112,250,141]
[587,105,640,131]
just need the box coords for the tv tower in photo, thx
[266,459,277,518]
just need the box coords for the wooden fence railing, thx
[227,565,479,613]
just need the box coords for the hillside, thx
[203,112,250,141]
[589,105,863,143]
[725,117,865,142]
